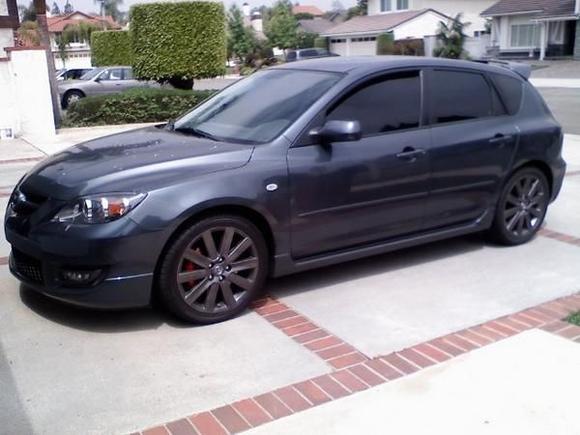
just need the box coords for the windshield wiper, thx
[172,126,221,142]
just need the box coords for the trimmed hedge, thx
[314,36,329,50]
[130,2,227,85]
[62,88,217,127]
[91,30,133,66]
[377,32,395,55]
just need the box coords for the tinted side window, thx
[492,74,523,115]
[431,70,493,124]
[327,71,421,135]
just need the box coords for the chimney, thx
[575,0,579,15]
[242,2,251,17]
[251,12,263,32]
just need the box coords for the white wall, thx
[0,49,56,139]
[393,10,446,39]
[0,29,13,54]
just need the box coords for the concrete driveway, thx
[1,141,580,432]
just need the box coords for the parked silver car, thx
[58,66,154,108]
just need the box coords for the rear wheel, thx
[489,167,549,245]
[62,90,84,109]
[158,215,268,324]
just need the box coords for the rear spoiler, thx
[471,59,532,80]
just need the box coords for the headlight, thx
[52,193,147,224]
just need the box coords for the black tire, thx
[489,167,550,246]
[62,90,84,109]
[157,215,268,324]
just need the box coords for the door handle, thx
[489,134,513,144]
[396,147,426,161]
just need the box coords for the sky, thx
[26,0,357,15]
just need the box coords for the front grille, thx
[11,249,44,284]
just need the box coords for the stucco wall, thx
[0,49,56,139]
[393,11,446,39]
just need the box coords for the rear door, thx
[288,70,431,258]
[424,68,518,229]
[122,67,142,90]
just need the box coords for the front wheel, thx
[158,215,268,324]
[489,167,550,245]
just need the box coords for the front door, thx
[288,70,430,258]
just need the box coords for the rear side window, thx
[286,51,297,60]
[492,74,523,115]
[431,70,493,124]
[327,71,421,135]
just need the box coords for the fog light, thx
[60,269,102,286]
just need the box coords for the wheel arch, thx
[151,203,277,304]
[62,89,85,107]
[511,159,554,196]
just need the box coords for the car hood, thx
[19,126,255,200]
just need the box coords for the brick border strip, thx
[252,297,369,369]
[138,292,580,435]
[539,228,580,246]
[0,256,8,266]
[566,170,580,177]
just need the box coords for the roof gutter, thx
[481,9,543,17]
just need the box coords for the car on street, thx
[285,48,339,62]
[58,66,153,108]
[5,57,566,324]
[56,67,94,81]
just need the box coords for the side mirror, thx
[310,120,362,144]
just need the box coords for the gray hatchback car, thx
[58,66,152,108]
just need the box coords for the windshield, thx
[173,69,342,144]
[80,68,105,80]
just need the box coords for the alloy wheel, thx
[503,174,547,237]
[177,226,259,314]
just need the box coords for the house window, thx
[397,0,409,10]
[381,0,408,12]
[381,0,392,12]
[510,24,540,48]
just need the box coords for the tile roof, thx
[321,9,448,36]
[298,18,335,34]
[47,11,121,32]
[293,5,325,16]
[481,0,578,18]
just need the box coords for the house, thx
[292,5,325,17]
[481,0,580,60]
[322,8,451,56]
[322,0,497,56]
[48,11,121,68]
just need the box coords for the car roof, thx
[274,56,523,80]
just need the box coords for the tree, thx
[346,0,367,20]
[18,2,36,22]
[95,0,123,22]
[433,13,470,59]
[63,0,73,13]
[227,4,257,64]
[296,31,316,49]
[265,0,298,50]
[50,1,60,15]
[57,21,103,67]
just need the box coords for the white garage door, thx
[349,37,377,56]
[329,38,348,56]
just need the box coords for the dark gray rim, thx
[504,174,546,237]
[177,226,259,314]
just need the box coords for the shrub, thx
[130,1,227,89]
[314,36,328,50]
[63,88,217,127]
[393,38,424,56]
[91,30,133,66]
[376,32,395,55]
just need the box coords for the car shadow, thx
[19,232,491,332]
[268,233,489,299]
[18,286,195,333]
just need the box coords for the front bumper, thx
[5,216,164,309]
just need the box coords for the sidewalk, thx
[247,329,580,435]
